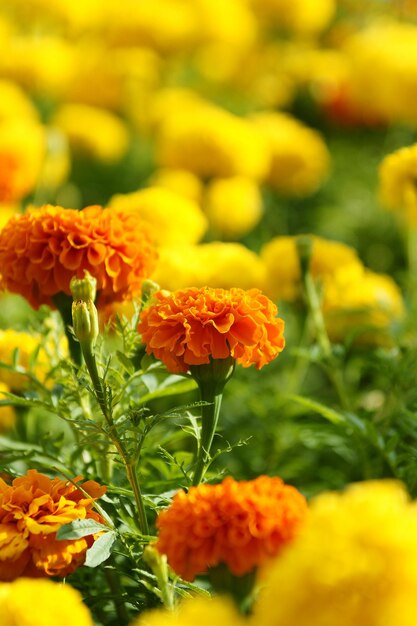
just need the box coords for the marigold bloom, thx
[204,176,263,239]
[52,103,129,163]
[152,242,267,292]
[254,480,417,626]
[109,186,207,246]
[344,20,417,125]
[251,112,330,197]
[322,266,404,345]
[0,204,157,309]
[131,595,246,626]
[0,119,45,203]
[0,578,94,626]
[379,143,417,225]
[0,329,66,391]
[155,475,306,581]
[138,286,285,373]
[150,168,203,204]
[261,235,363,302]
[156,99,270,180]
[0,469,106,581]
[252,0,335,35]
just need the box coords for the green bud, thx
[72,299,99,349]
[141,279,160,303]
[70,271,97,302]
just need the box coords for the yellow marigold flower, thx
[131,595,246,626]
[344,20,417,125]
[322,267,404,345]
[139,286,285,373]
[156,100,270,180]
[66,43,160,113]
[100,0,198,54]
[155,476,306,581]
[0,36,76,100]
[252,112,330,196]
[0,578,94,626]
[149,168,203,204]
[0,204,20,230]
[0,119,45,203]
[254,480,417,626]
[379,143,417,225]
[109,187,207,246]
[261,235,362,301]
[204,176,263,239]
[0,80,39,122]
[0,469,106,581]
[251,0,335,35]
[0,204,157,309]
[0,329,64,392]
[153,242,267,292]
[0,382,15,432]
[52,103,129,164]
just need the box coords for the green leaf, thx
[85,531,116,567]
[286,394,346,425]
[138,379,197,404]
[56,519,110,540]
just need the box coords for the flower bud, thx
[72,299,99,349]
[70,271,97,302]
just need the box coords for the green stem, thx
[303,271,351,411]
[104,558,130,625]
[192,386,223,486]
[190,357,235,486]
[125,461,149,536]
[82,344,149,535]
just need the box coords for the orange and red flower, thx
[155,475,307,581]
[0,469,106,581]
[138,286,285,373]
[0,204,158,309]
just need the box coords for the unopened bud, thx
[141,279,160,303]
[70,271,97,302]
[72,299,99,349]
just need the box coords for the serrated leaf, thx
[85,531,116,567]
[56,519,110,540]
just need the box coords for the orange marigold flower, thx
[138,286,285,373]
[0,469,106,581]
[155,475,307,581]
[0,204,157,309]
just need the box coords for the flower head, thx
[0,469,106,581]
[131,595,246,626]
[254,480,417,626]
[0,329,66,392]
[138,286,285,373]
[322,266,404,345]
[204,176,263,239]
[0,204,157,309]
[261,235,362,302]
[155,475,307,581]
[0,578,94,626]
[152,242,267,292]
[109,186,207,246]
[379,143,417,225]
[251,112,330,197]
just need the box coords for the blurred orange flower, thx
[0,204,157,309]
[138,286,285,373]
[0,469,106,581]
[155,475,307,581]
